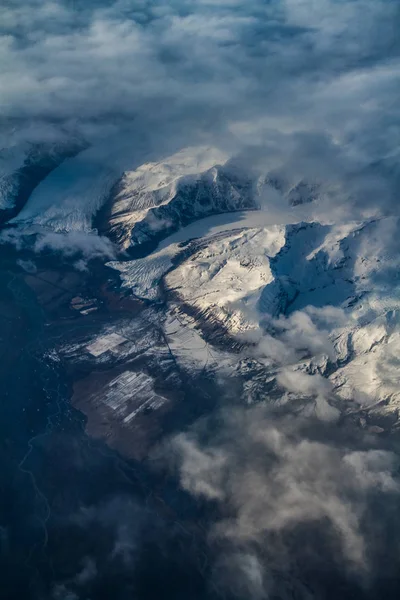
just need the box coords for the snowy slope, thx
[165,226,286,333]
[103,146,265,250]
[9,132,182,232]
[107,146,229,246]
[109,241,179,301]
[0,138,83,219]
[172,217,400,417]
[11,142,127,232]
[110,212,400,420]
[154,219,386,327]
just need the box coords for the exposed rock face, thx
[104,146,258,250]
[103,148,330,253]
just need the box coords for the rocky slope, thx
[103,147,334,255]
[102,146,261,251]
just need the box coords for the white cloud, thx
[167,406,400,598]
[0,0,398,185]
[0,0,398,237]
[0,227,117,266]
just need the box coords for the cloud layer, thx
[1,0,399,251]
[1,0,399,176]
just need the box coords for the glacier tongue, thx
[10,142,128,232]
[0,137,84,219]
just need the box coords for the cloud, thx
[243,305,349,367]
[16,258,37,273]
[33,230,117,265]
[52,494,211,600]
[72,496,144,567]
[0,227,117,267]
[52,585,79,600]
[235,303,349,423]
[49,497,145,599]
[0,0,398,200]
[161,299,400,598]
[167,406,400,599]
[74,557,97,586]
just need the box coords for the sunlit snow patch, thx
[86,333,127,357]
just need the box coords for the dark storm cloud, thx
[52,494,211,600]
[50,497,145,599]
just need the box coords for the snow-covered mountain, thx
[8,134,169,233]
[6,143,322,252]
[102,146,260,251]
[0,138,84,223]
[2,138,399,430]
[10,142,127,232]
[109,210,400,429]
[103,147,326,252]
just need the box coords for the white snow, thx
[108,242,179,301]
[107,145,229,247]
[164,308,234,372]
[86,333,127,357]
[165,226,286,333]
[11,143,126,231]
